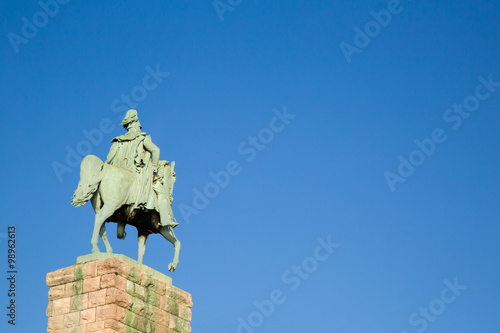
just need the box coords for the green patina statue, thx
[71,109,181,272]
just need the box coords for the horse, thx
[71,155,181,272]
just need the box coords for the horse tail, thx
[71,155,103,207]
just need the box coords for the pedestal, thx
[46,254,192,333]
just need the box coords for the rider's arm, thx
[105,142,118,164]
[143,135,160,167]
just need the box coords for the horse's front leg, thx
[99,223,113,253]
[160,226,181,272]
[91,203,116,253]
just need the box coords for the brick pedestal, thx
[46,254,192,333]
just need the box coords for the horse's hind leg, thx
[137,231,149,264]
[159,226,181,272]
[90,203,116,253]
[99,223,113,253]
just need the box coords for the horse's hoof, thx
[168,263,177,272]
[91,247,101,254]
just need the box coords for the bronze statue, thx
[71,110,181,272]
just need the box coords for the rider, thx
[106,109,159,173]
[106,109,177,227]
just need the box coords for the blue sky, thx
[1,0,499,332]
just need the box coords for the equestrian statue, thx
[71,109,181,272]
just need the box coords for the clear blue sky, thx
[1,0,499,332]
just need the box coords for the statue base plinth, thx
[46,255,192,332]
[75,253,173,285]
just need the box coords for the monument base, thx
[46,254,192,333]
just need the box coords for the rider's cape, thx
[106,132,156,210]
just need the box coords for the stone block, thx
[101,273,128,292]
[134,284,146,300]
[69,293,88,312]
[67,326,84,333]
[96,257,131,277]
[95,304,126,322]
[86,320,105,332]
[48,285,66,300]
[88,289,107,307]
[155,280,167,296]
[83,276,101,293]
[47,300,54,317]
[47,314,65,330]
[52,297,71,316]
[80,307,96,325]
[47,267,76,287]
[106,287,133,308]
[82,261,98,278]
[129,297,149,318]
[64,311,80,328]
[65,281,83,298]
